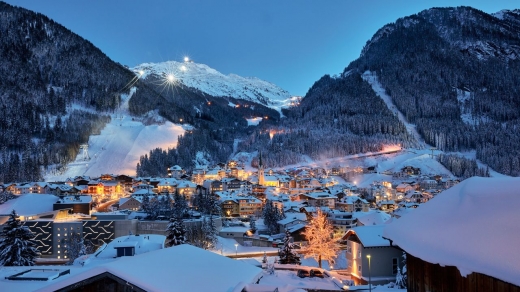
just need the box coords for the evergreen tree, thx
[200,216,218,250]
[65,231,89,265]
[278,230,301,265]
[263,200,283,235]
[301,208,339,269]
[249,216,257,233]
[172,193,188,219]
[141,194,151,216]
[0,210,40,266]
[166,216,186,247]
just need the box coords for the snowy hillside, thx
[45,89,185,181]
[133,60,292,107]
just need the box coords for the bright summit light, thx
[139,70,144,76]
[184,56,190,62]
[167,74,175,82]
[180,65,187,72]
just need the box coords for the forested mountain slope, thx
[0,2,139,182]
[236,73,415,168]
[262,7,520,175]
[344,6,520,175]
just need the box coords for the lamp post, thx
[366,254,372,292]
[234,243,238,256]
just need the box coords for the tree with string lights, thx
[301,208,339,269]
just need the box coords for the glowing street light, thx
[234,243,238,256]
[367,254,372,292]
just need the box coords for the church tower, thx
[258,151,265,186]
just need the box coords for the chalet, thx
[99,174,116,181]
[176,180,197,201]
[220,196,240,217]
[395,183,414,193]
[191,167,206,185]
[115,175,134,193]
[87,180,123,196]
[277,213,307,233]
[404,191,431,204]
[401,166,421,176]
[156,179,177,194]
[221,178,242,191]
[384,177,520,291]
[326,210,357,237]
[336,196,369,212]
[203,179,221,193]
[237,197,262,218]
[299,191,337,208]
[342,225,403,286]
[419,179,439,190]
[378,200,397,212]
[118,197,141,211]
[167,165,184,179]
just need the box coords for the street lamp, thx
[366,254,372,292]
[234,243,238,256]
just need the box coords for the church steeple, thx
[258,151,265,186]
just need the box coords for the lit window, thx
[58,256,60,259]
[57,234,60,237]
[58,251,60,254]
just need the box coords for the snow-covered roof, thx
[287,223,307,233]
[96,234,165,259]
[347,225,390,247]
[56,195,92,204]
[277,213,307,225]
[384,177,520,286]
[0,194,58,215]
[119,197,130,205]
[34,244,262,292]
[356,211,391,226]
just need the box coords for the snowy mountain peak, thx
[492,9,520,20]
[133,60,292,107]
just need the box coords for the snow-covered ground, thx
[213,236,279,256]
[45,88,185,181]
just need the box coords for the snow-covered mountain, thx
[133,60,292,107]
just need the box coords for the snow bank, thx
[384,177,520,286]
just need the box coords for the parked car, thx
[297,269,310,278]
[310,269,324,278]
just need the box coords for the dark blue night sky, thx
[5,0,518,95]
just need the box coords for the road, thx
[95,198,123,212]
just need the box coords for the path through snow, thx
[362,71,429,149]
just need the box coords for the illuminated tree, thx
[302,208,339,269]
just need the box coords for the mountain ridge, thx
[133,60,292,107]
